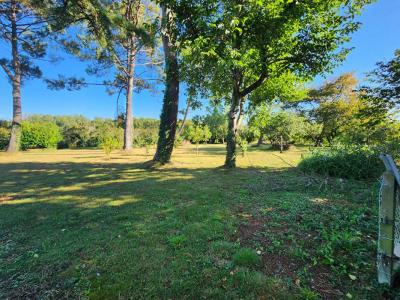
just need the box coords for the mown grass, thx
[0,144,393,299]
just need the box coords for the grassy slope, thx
[0,145,389,299]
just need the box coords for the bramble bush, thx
[298,145,384,180]
[20,121,62,150]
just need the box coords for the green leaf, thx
[348,274,357,280]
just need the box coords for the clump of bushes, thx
[298,146,384,180]
[237,136,248,157]
[186,124,212,155]
[133,130,158,153]
[20,121,62,150]
[0,127,10,150]
[99,126,123,156]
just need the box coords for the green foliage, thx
[249,105,312,149]
[296,73,360,146]
[97,123,124,156]
[202,107,228,143]
[299,146,384,180]
[62,124,95,148]
[266,111,306,150]
[99,126,123,156]
[133,130,158,153]
[299,288,319,300]
[233,248,260,267]
[237,135,248,157]
[174,134,184,148]
[21,115,158,150]
[101,137,120,157]
[179,0,369,98]
[20,121,62,150]
[0,1,57,83]
[175,0,372,166]
[359,49,400,116]
[0,127,10,150]
[167,235,187,249]
[186,124,212,155]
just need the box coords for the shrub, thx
[62,125,95,148]
[99,125,123,156]
[174,134,184,148]
[133,130,158,152]
[20,121,62,150]
[186,124,212,155]
[298,146,384,180]
[238,137,248,157]
[0,127,10,150]
[101,136,120,156]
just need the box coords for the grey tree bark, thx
[123,40,135,151]
[224,70,242,168]
[7,0,22,153]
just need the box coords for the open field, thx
[0,145,388,299]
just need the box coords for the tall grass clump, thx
[298,145,384,180]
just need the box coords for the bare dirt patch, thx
[234,212,341,299]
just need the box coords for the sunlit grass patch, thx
[0,144,387,298]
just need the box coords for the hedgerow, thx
[298,146,384,180]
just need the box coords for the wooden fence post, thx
[378,154,400,285]
[378,171,396,284]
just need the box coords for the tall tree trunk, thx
[224,71,242,168]
[123,43,135,151]
[236,100,244,129]
[153,6,179,164]
[7,1,21,153]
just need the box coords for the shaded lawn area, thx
[0,145,390,299]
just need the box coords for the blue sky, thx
[0,0,399,120]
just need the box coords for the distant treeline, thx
[0,115,160,150]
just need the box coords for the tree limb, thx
[0,61,14,80]
[239,71,267,98]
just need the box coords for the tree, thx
[203,106,228,143]
[0,0,54,152]
[187,124,211,155]
[264,111,304,152]
[0,0,113,152]
[152,5,179,164]
[297,73,360,146]
[247,72,308,145]
[248,103,272,146]
[173,0,372,167]
[358,49,400,127]
[48,0,159,151]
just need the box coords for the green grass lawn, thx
[0,144,389,299]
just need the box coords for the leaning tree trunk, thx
[224,72,242,168]
[176,99,190,137]
[7,1,21,153]
[123,45,135,151]
[153,6,179,164]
